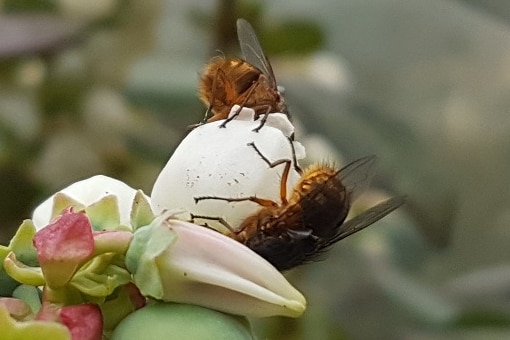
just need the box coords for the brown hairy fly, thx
[197,19,287,131]
[193,142,405,271]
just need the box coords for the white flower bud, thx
[126,212,306,318]
[32,175,149,230]
[151,106,305,232]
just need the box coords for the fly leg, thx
[219,79,260,128]
[249,138,302,173]
[189,213,236,232]
[194,195,278,208]
[247,140,303,205]
[252,105,272,133]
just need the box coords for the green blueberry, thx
[111,302,254,340]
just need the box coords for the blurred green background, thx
[1,0,510,339]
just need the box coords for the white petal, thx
[32,175,148,230]
[228,105,298,141]
[149,214,306,317]
[151,107,304,232]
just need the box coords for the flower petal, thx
[86,195,122,231]
[92,231,133,256]
[3,252,46,286]
[130,190,155,230]
[32,175,149,230]
[70,252,132,297]
[151,107,304,233]
[0,220,39,296]
[59,303,103,340]
[34,210,94,288]
[126,212,306,318]
[0,304,70,340]
[0,298,33,321]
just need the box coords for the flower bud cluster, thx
[0,106,308,339]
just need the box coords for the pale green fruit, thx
[111,302,254,340]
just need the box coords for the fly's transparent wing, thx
[336,155,378,203]
[326,195,406,247]
[236,18,277,83]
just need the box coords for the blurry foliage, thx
[261,20,324,56]
[190,1,323,56]
[0,1,169,242]
[3,0,57,12]
[1,0,510,339]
